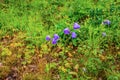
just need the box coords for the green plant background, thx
[0,0,120,80]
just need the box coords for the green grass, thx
[0,0,120,80]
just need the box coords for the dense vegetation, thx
[0,0,120,80]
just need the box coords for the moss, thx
[0,66,11,79]
[22,73,50,80]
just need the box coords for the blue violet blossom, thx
[52,38,57,44]
[73,23,80,29]
[54,34,59,40]
[46,35,51,41]
[102,20,111,25]
[71,32,77,38]
[64,28,70,34]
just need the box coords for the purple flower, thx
[64,28,70,34]
[71,32,77,38]
[54,34,59,40]
[102,32,106,37]
[73,23,80,29]
[46,35,51,41]
[52,38,57,44]
[102,20,111,25]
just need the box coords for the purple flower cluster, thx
[46,22,80,44]
[45,19,109,45]
[46,34,59,44]
[64,28,77,38]
[63,22,80,38]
